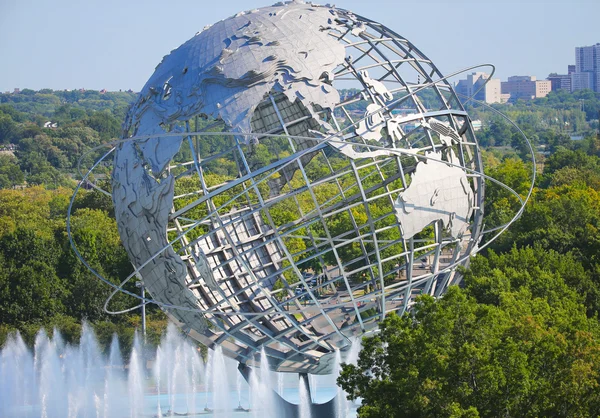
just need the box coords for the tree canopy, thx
[339,247,600,418]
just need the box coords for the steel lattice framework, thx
[69,2,533,375]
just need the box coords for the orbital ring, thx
[69,102,534,318]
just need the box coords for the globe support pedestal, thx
[237,363,337,418]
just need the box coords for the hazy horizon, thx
[1,0,598,92]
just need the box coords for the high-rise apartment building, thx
[501,76,551,101]
[572,72,594,91]
[547,73,572,92]
[572,43,600,92]
[454,72,503,104]
[576,45,597,72]
[568,65,576,75]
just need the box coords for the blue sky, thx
[0,0,598,92]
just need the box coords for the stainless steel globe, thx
[106,1,496,375]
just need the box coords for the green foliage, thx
[0,154,24,188]
[540,146,600,188]
[0,113,18,144]
[469,90,599,144]
[83,111,122,141]
[0,89,136,120]
[494,184,600,268]
[0,187,135,326]
[271,278,287,301]
[339,248,600,417]
[0,182,177,357]
[61,208,133,320]
[0,89,135,190]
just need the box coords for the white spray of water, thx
[0,325,358,417]
[236,369,243,407]
[94,393,101,418]
[205,349,213,410]
[0,332,34,416]
[299,376,313,418]
[212,345,231,418]
[154,346,163,417]
[127,334,145,418]
[278,372,284,397]
[334,349,348,418]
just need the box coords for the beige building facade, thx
[455,72,502,104]
[501,76,551,101]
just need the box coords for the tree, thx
[0,228,68,323]
[543,147,599,178]
[59,208,133,321]
[502,184,600,267]
[339,247,600,418]
[482,158,532,250]
[84,111,121,141]
[0,155,24,188]
[481,117,513,147]
[0,113,18,144]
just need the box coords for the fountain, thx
[0,332,35,417]
[211,346,230,417]
[128,335,145,418]
[0,324,358,418]
[298,376,312,418]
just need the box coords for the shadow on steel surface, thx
[238,364,337,418]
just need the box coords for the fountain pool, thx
[0,324,360,418]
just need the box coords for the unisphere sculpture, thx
[71,1,533,379]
